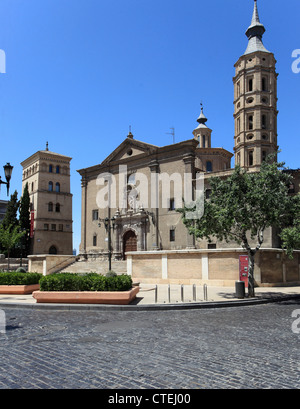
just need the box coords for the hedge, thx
[39,273,133,292]
[0,272,42,286]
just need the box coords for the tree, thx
[0,224,26,271]
[19,183,31,256]
[1,190,19,230]
[178,157,299,297]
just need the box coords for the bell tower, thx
[233,0,278,169]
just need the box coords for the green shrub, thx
[39,273,132,292]
[0,272,42,286]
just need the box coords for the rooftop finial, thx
[244,0,270,55]
[127,125,134,139]
[46,141,49,151]
[197,102,207,125]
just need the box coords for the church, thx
[77,1,299,285]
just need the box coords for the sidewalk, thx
[0,283,300,309]
[136,283,300,304]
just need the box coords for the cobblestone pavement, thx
[0,300,300,389]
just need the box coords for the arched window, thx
[48,202,53,212]
[93,234,97,247]
[49,164,53,173]
[55,182,60,193]
[48,181,53,191]
[55,203,60,212]
[56,165,60,174]
[206,161,213,172]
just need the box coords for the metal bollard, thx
[193,284,196,302]
[168,284,171,303]
[203,284,208,301]
[155,285,158,303]
[181,284,184,302]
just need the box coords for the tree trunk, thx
[248,251,255,298]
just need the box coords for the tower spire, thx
[197,103,208,125]
[244,0,270,55]
[251,0,260,27]
[193,103,212,148]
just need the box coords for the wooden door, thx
[123,230,137,259]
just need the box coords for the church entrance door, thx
[123,230,137,260]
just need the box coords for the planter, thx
[32,286,139,305]
[0,284,40,295]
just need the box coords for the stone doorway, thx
[49,245,58,255]
[123,230,137,260]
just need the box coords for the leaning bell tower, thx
[233,0,278,169]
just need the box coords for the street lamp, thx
[99,216,116,271]
[0,163,13,196]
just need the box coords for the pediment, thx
[101,138,158,165]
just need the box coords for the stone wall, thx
[28,255,76,275]
[127,249,300,287]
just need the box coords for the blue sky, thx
[0,0,299,253]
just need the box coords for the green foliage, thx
[0,224,27,270]
[180,160,295,246]
[1,190,19,230]
[39,273,132,292]
[0,224,26,254]
[0,272,42,285]
[19,183,31,256]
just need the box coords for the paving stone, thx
[0,301,300,388]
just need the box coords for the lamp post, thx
[0,163,13,196]
[99,216,116,271]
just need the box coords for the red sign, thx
[30,211,34,238]
[239,255,248,288]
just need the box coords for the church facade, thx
[77,1,299,263]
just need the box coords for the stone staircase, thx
[58,259,128,275]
